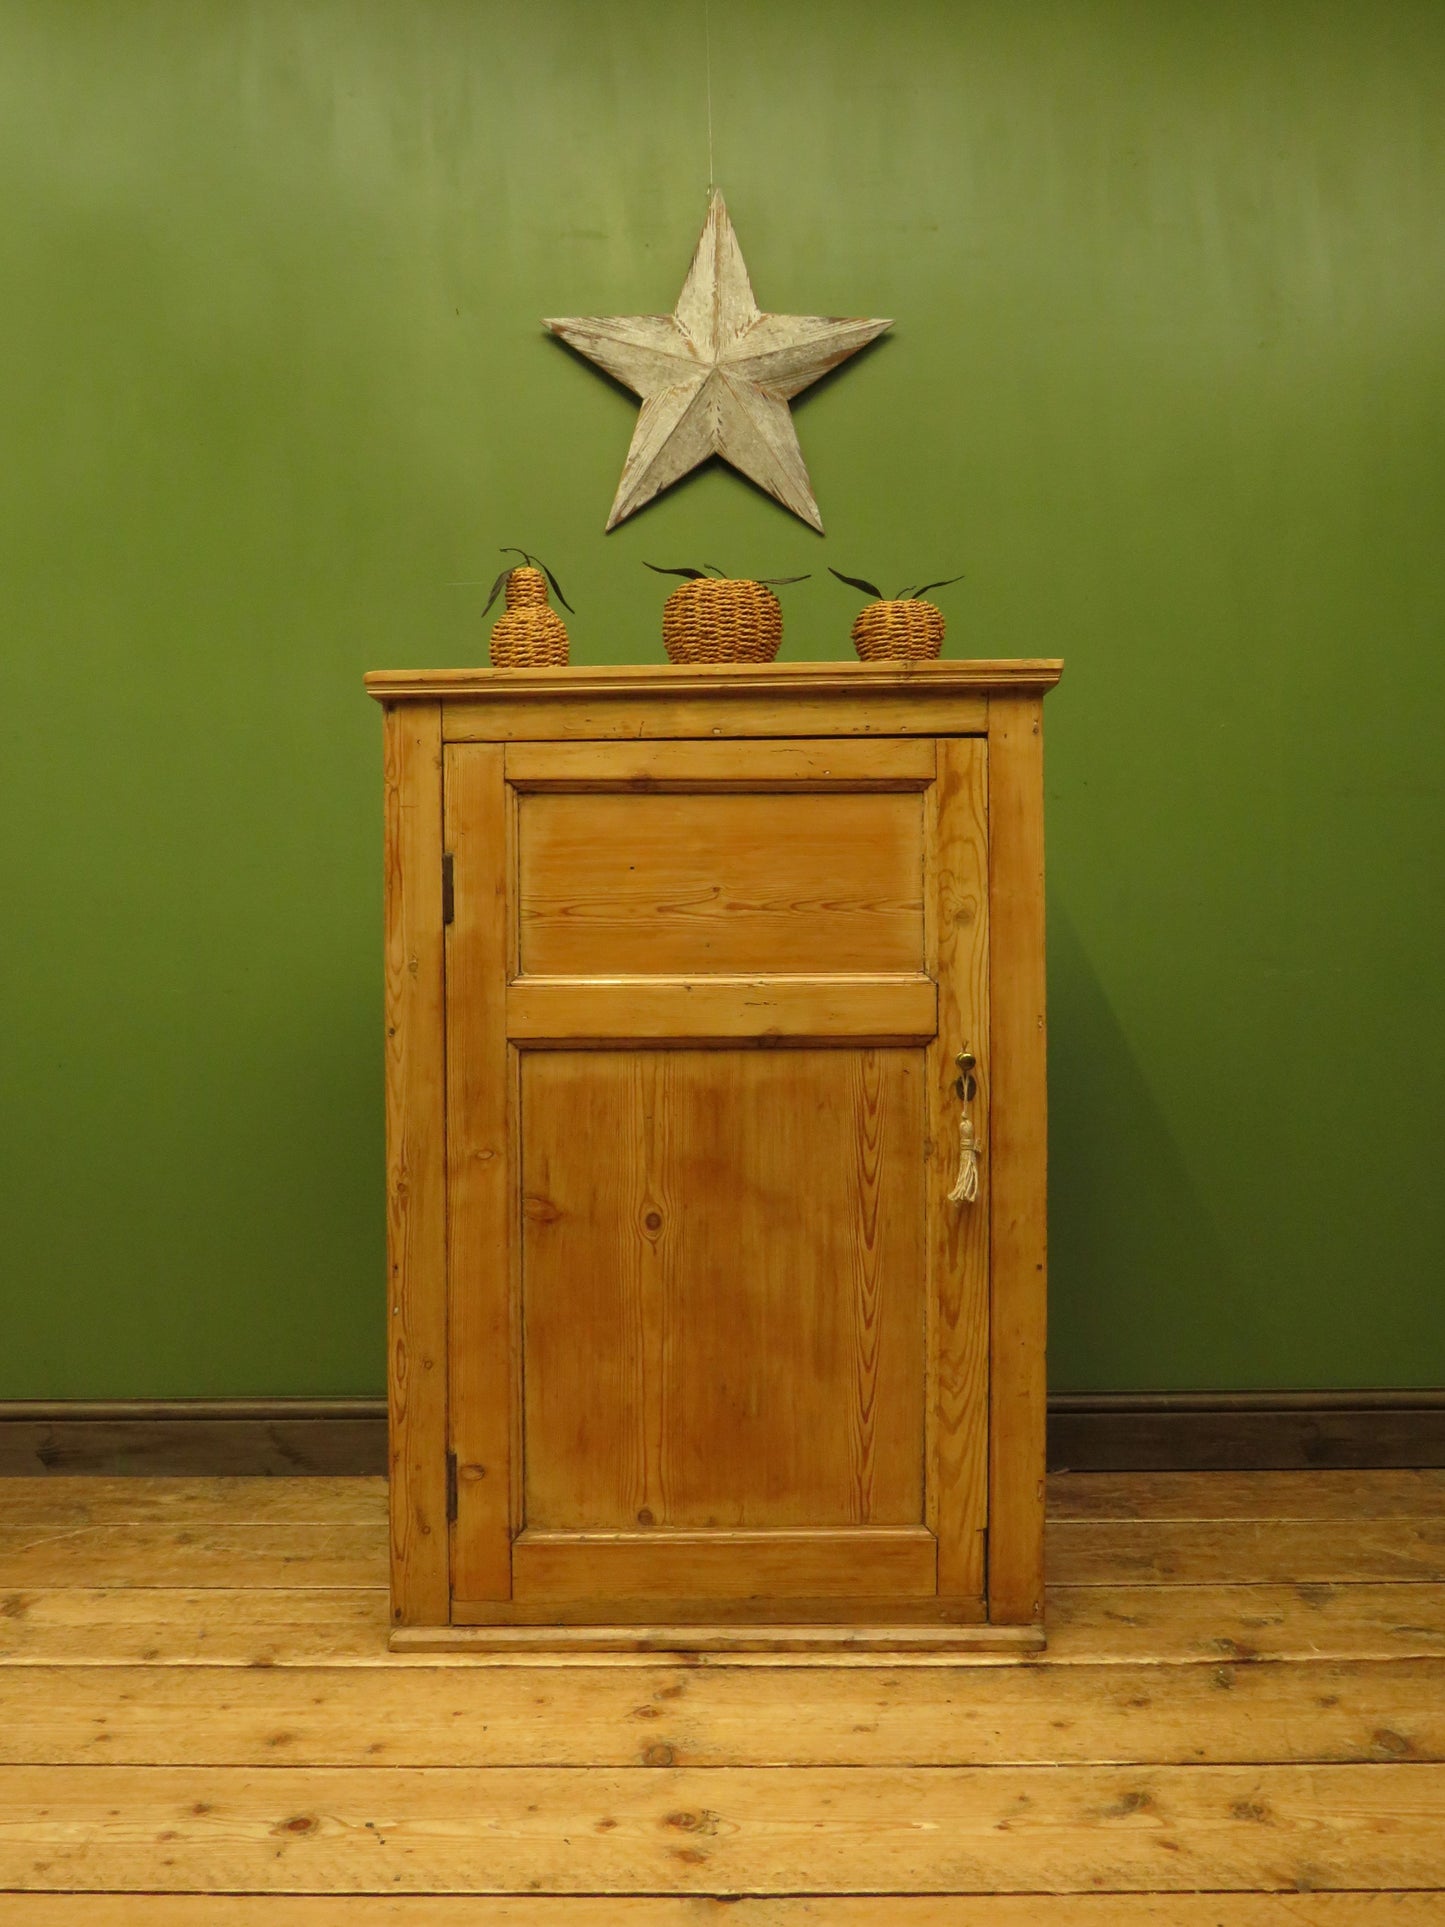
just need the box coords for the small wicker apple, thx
[645,563,809,664]
[829,569,964,662]
[482,548,574,667]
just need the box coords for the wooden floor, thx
[0,1471,1443,1922]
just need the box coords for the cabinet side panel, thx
[382,702,449,1626]
[986,694,1049,1626]
[927,737,991,1600]
[446,744,514,1601]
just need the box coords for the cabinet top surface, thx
[365,659,1063,704]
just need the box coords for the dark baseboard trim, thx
[0,1399,389,1476]
[2,1391,1442,1477]
[1047,1390,1445,1472]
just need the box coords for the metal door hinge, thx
[441,852,455,926]
[445,1449,458,1524]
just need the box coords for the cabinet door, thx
[445,736,990,1624]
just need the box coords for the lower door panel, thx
[520,1055,928,1580]
[517,1047,930,1608]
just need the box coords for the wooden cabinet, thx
[366,660,1062,1654]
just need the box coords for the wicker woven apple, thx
[482,548,574,667]
[646,563,808,664]
[830,569,964,662]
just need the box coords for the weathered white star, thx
[546,191,891,532]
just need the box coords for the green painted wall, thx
[1,0,1441,1397]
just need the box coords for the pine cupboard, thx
[366,660,1062,1654]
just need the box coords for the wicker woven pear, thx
[830,568,964,663]
[483,551,573,668]
[647,564,808,665]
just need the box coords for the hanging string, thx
[704,0,715,189]
[948,1109,980,1206]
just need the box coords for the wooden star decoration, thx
[545,190,891,533]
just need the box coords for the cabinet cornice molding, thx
[365,659,1064,704]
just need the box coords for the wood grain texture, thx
[381,679,1047,1642]
[0,1588,398,1665]
[444,744,513,1603]
[504,737,937,790]
[926,736,990,1601]
[517,1049,925,1536]
[449,1602,990,1638]
[0,1477,387,1526]
[985,693,1050,1625]
[0,1523,386,1590]
[1050,1518,1445,1586]
[510,1530,937,1602]
[5,1465,1440,1535]
[1049,1469,1445,1521]
[381,702,450,1627]
[3,1581,1443,1668]
[364,661,1064,703]
[1044,1582,1445,1665]
[2,1762,1443,1893]
[4,1656,1441,1767]
[8,1477,1445,1626]
[407,1615,1013,1652]
[443,691,995,743]
[516,789,925,976]
[506,976,936,1044]
[14,1901,1443,1925]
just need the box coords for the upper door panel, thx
[517,788,925,977]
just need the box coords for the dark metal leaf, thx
[480,567,511,617]
[499,545,532,567]
[908,574,966,598]
[703,563,728,577]
[537,558,575,612]
[828,567,884,599]
[756,574,811,586]
[644,562,709,579]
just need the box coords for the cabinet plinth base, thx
[389,1621,1046,1659]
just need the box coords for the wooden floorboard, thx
[2,1762,1444,1893]
[1045,1581,1445,1663]
[4,1477,1444,1588]
[1047,1469,1445,1519]
[1050,1520,1445,1586]
[6,1581,1443,1667]
[7,1468,1443,1527]
[1,1655,1440,1766]
[0,1471,1440,1909]
[0,1476,385,1526]
[0,1521,386,1589]
[4,1898,1444,1924]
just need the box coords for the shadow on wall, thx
[1047,903,1238,1394]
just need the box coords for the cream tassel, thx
[948,1110,980,1206]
